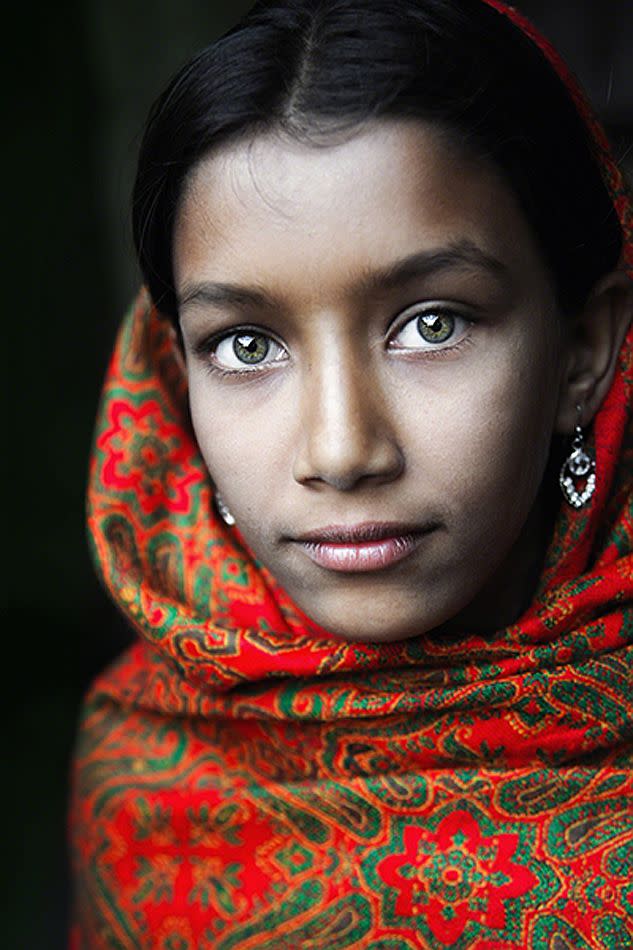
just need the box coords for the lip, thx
[293,521,436,573]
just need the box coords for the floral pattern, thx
[369,809,539,945]
[71,2,633,947]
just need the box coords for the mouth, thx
[292,521,436,573]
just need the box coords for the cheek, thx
[402,337,561,517]
[187,377,292,522]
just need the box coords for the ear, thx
[555,270,633,433]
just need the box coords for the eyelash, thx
[194,325,287,378]
[195,305,475,377]
[388,305,473,355]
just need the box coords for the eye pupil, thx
[417,312,454,343]
[234,333,270,364]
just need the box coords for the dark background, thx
[8,1,632,946]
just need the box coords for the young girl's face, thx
[174,120,569,642]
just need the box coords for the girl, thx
[71,1,632,946]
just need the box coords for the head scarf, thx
[71,3,633,947]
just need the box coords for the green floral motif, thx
[186,801,244,847]
[133,854,181,904]
[276,840,314,875]
[162,937,189,950]
[188,855,243,914]
[399,827,509,905]
[221,558,250,586]
[513,693,560,729]
[132,798,173,842]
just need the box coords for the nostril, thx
[293,426,405,490]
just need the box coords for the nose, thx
[292,342,404,491]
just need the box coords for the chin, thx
[302,602,440,644]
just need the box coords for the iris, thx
[234,333,270,363]
[417,312,454,343]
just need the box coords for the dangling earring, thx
[215,492,236,526]
[559,406,596,509]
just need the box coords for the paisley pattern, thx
[71,2,633,947]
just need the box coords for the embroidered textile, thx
[70,3,633,947]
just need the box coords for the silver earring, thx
[215,493,235,526]
[559,406,596,509]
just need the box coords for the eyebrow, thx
[355,238,509,296]
[177,238,509,316]
[179,281,278,314]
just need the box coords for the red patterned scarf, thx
[71,3,633,947]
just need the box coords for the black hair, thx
[132,0,622,320]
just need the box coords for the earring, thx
[559,406,596,509]
[215,493,236,526]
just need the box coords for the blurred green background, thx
[7,1,631,946]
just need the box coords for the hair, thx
[132,0,622,320]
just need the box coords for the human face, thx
[174,121,567,643]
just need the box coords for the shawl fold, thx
[71,3,633,947]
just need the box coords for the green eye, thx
[233,333,270,364]
[416,312,455,343]
[210,329,287,373]
[389,307,470,353]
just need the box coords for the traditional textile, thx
[70,3,633,947]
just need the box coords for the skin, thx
[173,120,631,643]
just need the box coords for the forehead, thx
[173,120,545,301]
